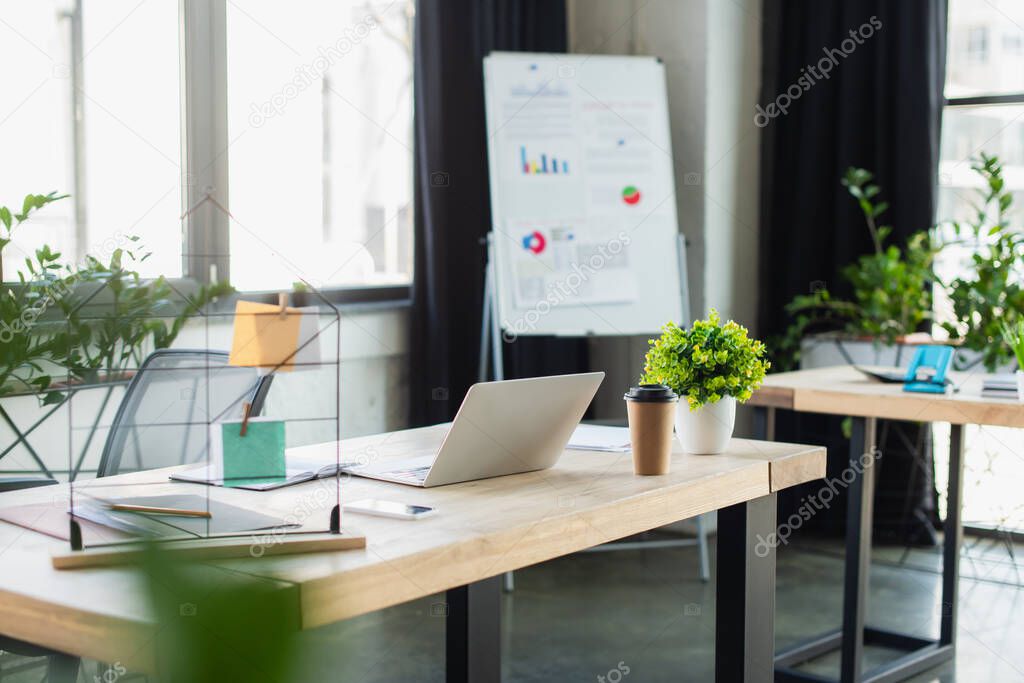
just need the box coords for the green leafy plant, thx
[640,309,770,410]
[1000,319,1024,371]
[940,153,1024,371]
[0,191,68,282]
[0,196,234,399]
[140,544,300,683]
[773,168,938,369]
[53,244,234,385]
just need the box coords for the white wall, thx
[704,0,761,329]
[568,0,762,429]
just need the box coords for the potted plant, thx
[1000,319,1024,401]
[940,153,1024,371]
[640,309,770,454]
[773,168,939,371]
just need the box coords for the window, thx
[937,0,1024,302]
[966,26,988,62]
[225,1,414,292]
[1004,33,1023,55]
[936,0,1024,531]
[0,0,181,279]
[0,0,413,297]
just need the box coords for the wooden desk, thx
[0,424,825,683]
[749,366,1016,683]
[754,365,1024,428]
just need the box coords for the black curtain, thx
[410,0,582,427]
[759,0,946,335]
[758,0,947,542]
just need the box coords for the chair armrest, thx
[0,476,58,493]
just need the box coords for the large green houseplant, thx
[773,169,939,370]
[776,154,1024,374]
[939,153,1024,371]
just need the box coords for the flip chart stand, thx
[479,233,505,383]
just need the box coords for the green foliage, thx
[50,247,235,386]
[0,195,234,398]
[0,191,68,282]
[773,168,937,370]
[641,309,770,410]
[841,229,935,340]
[140,545,300,683]
[1000,319,1024,370]
[0,247,74,398]
[939,153,1024,371]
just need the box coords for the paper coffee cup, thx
[624,384,678,475]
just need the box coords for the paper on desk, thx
[228,300,320,372]
[567,424,632,452]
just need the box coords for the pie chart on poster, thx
[521,230,546,254]
[621,185,642,205]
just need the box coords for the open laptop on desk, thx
[344,372,604,487]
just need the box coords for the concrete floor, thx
[292,531,1024,682]
[4,532,1022,681]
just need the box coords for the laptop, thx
[344,372,605,487]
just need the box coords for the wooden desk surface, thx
[750,365,1024,427]
[0,425,824,671]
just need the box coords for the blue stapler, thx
[903,345,953,394]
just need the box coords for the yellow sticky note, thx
[228,300,303,372]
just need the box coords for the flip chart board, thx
[483,52,687,337]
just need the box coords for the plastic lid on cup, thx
[623,384,678,403]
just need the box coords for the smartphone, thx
[343,498,436,520]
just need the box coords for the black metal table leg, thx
[775,416,959,683]
[46,652,81,683]
[446,575,501,683]
[0,635,80,683]
[940,424,964,647]
[717,493,778,682]
[840,416,877,683]
[753,405,775,442]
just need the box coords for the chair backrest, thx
[97,349,272,478]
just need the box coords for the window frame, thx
[178,0,412,306]
[941,11,1024,536]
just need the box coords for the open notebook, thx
[170,457,353,491]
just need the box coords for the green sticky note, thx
[221,420,286,487]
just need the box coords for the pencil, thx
[108,504,212,519]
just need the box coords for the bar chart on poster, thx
[483,52,687,337]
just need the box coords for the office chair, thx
[97,349,272,477]
[0,348,271,683]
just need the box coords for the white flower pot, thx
[675,396,736,454]
[1017,370,1024,403]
